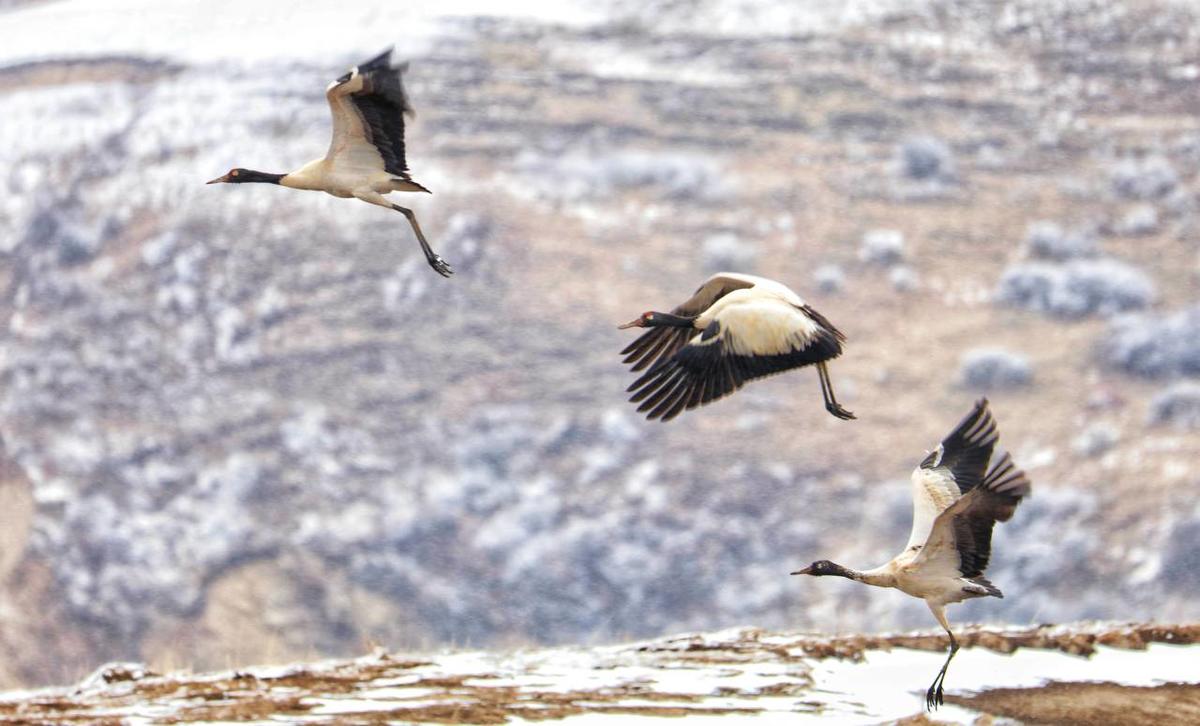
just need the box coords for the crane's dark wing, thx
[350,49,415,178]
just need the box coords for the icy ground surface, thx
[0,623,1194,724]
[2,0,1200,687]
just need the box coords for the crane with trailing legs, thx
[207,48,452,277]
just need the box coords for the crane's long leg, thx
[817,362,855,420]
[391,204,453,277]
[354,191,453,277]
[925,603,960,711]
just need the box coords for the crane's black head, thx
[617,311,694,330]
[206,168,284,185]
[791,560,845,577]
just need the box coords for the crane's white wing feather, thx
[904,467,962,550]
[325,77,387,173]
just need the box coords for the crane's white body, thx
[695,291,822,357]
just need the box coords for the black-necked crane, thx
[791,398,1031,710]
[618,272,854,422]
[207,48,452,277]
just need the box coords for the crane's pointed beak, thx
[791,566,815,576]
[617,316,645,330]
[206,173,231,185]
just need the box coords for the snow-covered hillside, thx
[0,0,1198,686]
[1,623,1196,724]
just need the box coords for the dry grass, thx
[950,681,1200,725]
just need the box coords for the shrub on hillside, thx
[813,264,844,294]
[995,258,1155,319]
[896,136,956,182]
[1148,383,1200,429]
[1102,305,1200,379]
[702,233,757,273]
[1025,221,1095,260]
[888,266,918,293]
[1116,204,1159,237]
[858,229,905,266]
[1072,423,1119,458]
[1110,155,1178,200]
[957,348,1032,391]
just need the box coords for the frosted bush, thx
[20,208,105,266]
[1162,519,1200,589]
[701,233,756,272]
[896,136,956,181]
[858,229,905,266]
[957,348,1032,391]
[1102,305,1200,379]
[1072,423,1119,458]
[813,264,844,294]
[1116,205,1159,237]
[995,258,1155,319]
[1025,221,1095,260]
[888,265,918,292]
[1148,383,1200,429]
[1110,156,1178,200]
[514,149,729,203]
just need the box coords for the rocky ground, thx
[0,0,1197,687]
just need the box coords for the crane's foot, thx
[826,401,856,420]
[427,255,454,277]
[925,682,944,711]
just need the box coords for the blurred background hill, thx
[0,0,1197,687]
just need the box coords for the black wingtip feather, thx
[927,399,1001,495]
[358,47,395,73]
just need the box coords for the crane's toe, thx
[826,402,857,420]
[924,682,945,711]
[428,255,454,277]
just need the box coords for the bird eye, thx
[231,169,239,176]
